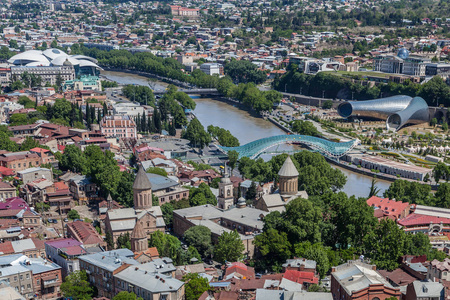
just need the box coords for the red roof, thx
[29,147,50,154]
[398,213,450,227]
[225,262,255,279]
[0,166,15,176]
[283,269,319,284]
[367,196,409,217]
[0,241,14,254]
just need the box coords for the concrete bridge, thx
[153,88,220,96]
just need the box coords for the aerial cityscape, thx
[0,0,450,299]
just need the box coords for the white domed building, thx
[8,49,102,86]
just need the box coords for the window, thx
[27,284,31,289]
[37,279,40,285]
[14,276,17,282]
[26,274,29,279]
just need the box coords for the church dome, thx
[278,156,299,177]
[133,167,152,190]
[131,220,146,239]
[397,48,409,59]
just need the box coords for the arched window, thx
[227,189,230,196]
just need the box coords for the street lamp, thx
[285,83,287,93]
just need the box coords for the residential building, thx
[79,249,139,299]
[46,189,73,215]
[25,257,62,299]
[100,115,137,139]
[114,263,184,300]
[331,260,401,300]
[405,281,444,300]
[8,124,40,137]
[146,173,189,206]
[0,152,41,173]
[45,238,87,278]
[282,258,317,273]
[428,258,450,282]
[0,281,26,300]
[0,182,17,201]
[18,167,53,185]
[68,175,97,202]
[0,255,34,299]
[29,148,57,167]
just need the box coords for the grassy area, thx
[323,70,392,79]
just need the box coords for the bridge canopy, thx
[217,135,359,159]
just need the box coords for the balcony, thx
[43,278,60,287]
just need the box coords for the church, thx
[104,167,165,252]
[256,156,308,212]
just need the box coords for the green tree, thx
[254,228,292,272]
[228,150,239,172]
[294,242,330,278]
[322,100,333,109]
[383,180,432,205]
[183,118,211,149]
[363,219,405,271]
[443,122,449,132]
[292,120,320,136]
[435,183,450,208]
[60,270,94,300]
[116,232,131,249]
[113,171,135,208]
[113,291,143,300]
[149,230,182,262]
[67,209,80,220]
[214,230,245,264]
[189,183,217,206]
[182,273,210,300]
[59,144,87,173]
[183,225,212,257]
[20,136,40,151]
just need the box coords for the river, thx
[101,70,392,197]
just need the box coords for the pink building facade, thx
[100,115,137,139]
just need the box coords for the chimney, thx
[372,265,377,271]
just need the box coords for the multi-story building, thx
[18,167,53,185]
[0,152,41,173]
[0,255,34,299]
[79,248,184,299]
[79,249,139,299]
[169,5,200,16]
[114,263,184,300]
[0,182,17,201]
[428,258,450,282]
[331,260,401,300]
[25,258,62,299]
[45,238,87,278]
[200,63,223,76]
[63,75,101,91]
[373,54,431,77]
[0,67,11,86]
[10,65,75,86]
[100,115,137,139]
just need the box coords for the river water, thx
[101,70,392,197]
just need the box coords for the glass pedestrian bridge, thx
[217,135,360,159]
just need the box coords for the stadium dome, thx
[8,50,47,65]
[71,54,98,64]
[51,56,80,66]
[397,48,409,59]
[7,49,102,73]
[42,48,68,60]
